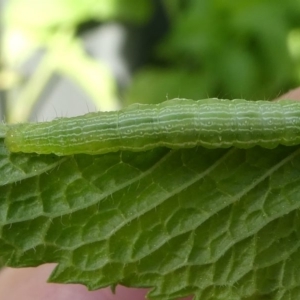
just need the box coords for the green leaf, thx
[157,0,300,99]
[2,131,300,299]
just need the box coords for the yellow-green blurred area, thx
[2,0,300,122]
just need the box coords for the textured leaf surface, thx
[1,135,300,299]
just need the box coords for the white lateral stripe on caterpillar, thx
[5,98,300,156]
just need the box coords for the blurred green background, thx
[1,0,300,123]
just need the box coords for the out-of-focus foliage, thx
[126,0,300,104]
[5,0,300,119]
[4,0,152,65]
[288,29,300,81]
[1,0,152,122]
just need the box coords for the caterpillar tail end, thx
[5,128,26,154]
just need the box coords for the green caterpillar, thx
[5,98,300,156]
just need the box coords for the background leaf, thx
[126,0,300,105]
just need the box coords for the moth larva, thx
[5,98,300,156]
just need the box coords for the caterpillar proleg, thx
[5,98,300,156]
